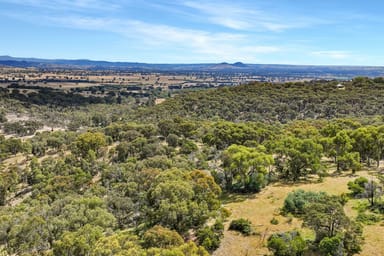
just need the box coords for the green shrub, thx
[196,221,224,251]
[354,201,370,212]
[268,231,307,256]
[228,218,252,235]
[348,177,368,196]
[283,190,329,215]
[270,217,279,225]
[220,207,231,220]
[356,212,382,225]
[319,236,343,256]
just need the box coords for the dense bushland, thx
[1,77,384,255]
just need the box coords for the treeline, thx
[140,77,384,123]
[0,87,117,106]
[1,83,162,108]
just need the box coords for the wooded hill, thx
[141,77,384,123]
[0,77,384,255]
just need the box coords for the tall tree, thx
[222,145,273,192]
[73,132,107,158]
[275,137,323,181]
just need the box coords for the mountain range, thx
[1,55,384,78]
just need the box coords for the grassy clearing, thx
[214,170,384,256]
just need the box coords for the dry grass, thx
[1,153,27,169]
[0,70,205,89]
[214,170,382,256]
[361,224,384,256]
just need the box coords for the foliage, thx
[274,137,323,181]
[348,177,368,196]
[91,231,146,256]
[282,190,329,215]
[302,197,363,255]
[222,144,273,192]
[2,78,384,255]
[166,134,179,147]
[281,189,363,255]
[147,241,209,256]
[3,120,43,136]
[7,215,51,255]
[53,224,103,256]
[228,218,252,235]
[355,212,382,225]
[141,80,384,123]
[143,225,184,249]
[303,198,349,241]
[270,217,279,225]
[73,131,108,158]
[196,220,224,251]
[203,121,275,149]
[267,231,307,256]
[319,235,343,256]
[147,169,221,234]
[0,111,6,123]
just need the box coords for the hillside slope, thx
[141,78,384,123]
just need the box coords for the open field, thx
[0,67,249,91]
[214,170,384,256]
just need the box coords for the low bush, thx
[196,221,224,251]
[270,217,279,225]
[228,218,252,235]
[356,212,382,225]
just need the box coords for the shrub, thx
[219,207,231,220]
[348,177,368,196]
[0,112,7,123]
[270,217,279,225]
[228,218,252,235]
[166,134,179,147]
[196,221,224,251]
[356,212,382,225]
[319,236,343,256]
[282,190,329,215]
[267,231,307,256]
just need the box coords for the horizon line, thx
[1,54,384,68]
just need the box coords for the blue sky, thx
[0,0,383,65]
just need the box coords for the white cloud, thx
[47,15,281,62]
[0,0,286,62]
[183,1,254,30]
[260,22,294,32]
[182,1,328,32]
[211,17,252,30]
[48,16,115,30]
[124,21,281,62]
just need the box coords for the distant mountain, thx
[0,56,253,72]
[1,55,384,78]
[207,61,249,70]
[232,62,248,67]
